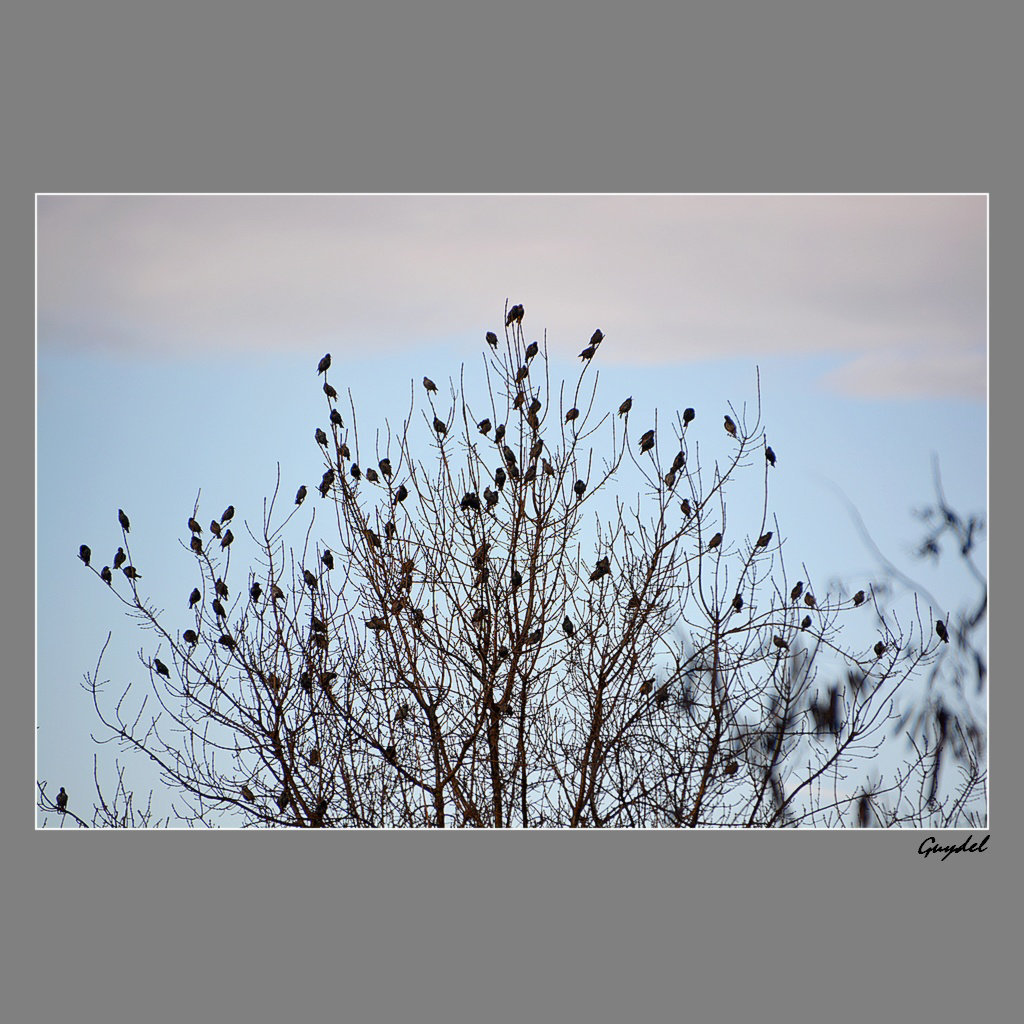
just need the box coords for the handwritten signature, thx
[918,834,989,861]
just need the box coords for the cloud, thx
[37,195,986,398]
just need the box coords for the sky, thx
[36,194,987,826]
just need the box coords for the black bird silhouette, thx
[365,468,380,483]
[494,423,506,443]
[363,528,381,549]
[323,381,338,400]
[562,616,575,637]
[299,671,312,693]
[330,409,343,428]
[385,744,397,763]
[494,467,507,490]
[339,443,350,459]
[241,785,255,802]
[56,787,68,812]
[523,464,537,484]
[529,439,544,461]
[874,641,886,657]
[212,598,227,619]
[220,529,234,549]
[683,408,695,425]
[394,484,409,504]
[277,788,290,812]
[680,499,692,517]
[319,469,335,496]
[664,471,677,489]
[801,615,812,630]
[526,628,543,646]
[321,550,334,570]
[478,418,492,434]
[317,353,331,374]
[250,582,262,601]
[804,593,816,608]
[579,345,596,361]
[723,759,739,776]
[366,616,387,631]
[113,547,127,570]
[506,304,524,326]
[295,485,307,505]
[639,678,654,695]
[670,451,686,474]
[525,341,539,361]
[218,634,236,650]
[310,615,327,633]
[154,658,170,678]
[655,684,669,706]
[514,366,529,384]
[484,487,499,509]
[272,584,285,603]
[765,446,776,467]
[183,629,198,646]
[118,509,130,532]
[639,429,655,453]
[502,445,517,467]
[471,606,488,625]
[315,427,328,446]
[188,517,202,534]
[210,520,222,538]
[123,566,141,580]
[189,587,201,608]
[472,542,489,567]
[574,480,586,499]
[100,566,112,585]
[790,581,804,602]
[732,594,743,611]
[511,569,523,589]
[433,416,447,435]
[589,556,611,581]
[756,531,773,548]
[460,492,481,512]
[772,636,789,650]
[486,331,499,349]
[303,569,318,589]
[215,578,228,598]
[853,590,866,606]
[379,458,393,479]
[707,532,722,550]
[618,397,632,416]
[221,505,234,523]
[565,408,579,423]
[590,330,604,347]
[529,397,541,415]
[423,376,438,393]
[935,620,950,643]
[79,544,91,566]
[542,459,555,477]
[723,415,737,437]
[351,463,361,480]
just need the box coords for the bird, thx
[271,585,285,603]
[394,484,409,504]
[351,463,361,480]
[529,397,542,415]
[209,520,222,538]
[118,509,130,532]
[433,416,447,435]
[56,787,68,812]
[295,485,307,506]
[565,408,579,423]
[484,487,498,509]
[187,517,202,535]
[772,636,789,650]
[639,429,655,453]
[250,582,262,602]
[756,531,773,548]
[317,353,332,374]
[153,658,170,678]
[723,415,737,437]
[516,365,529,382]
[765,446,776,467]
[324,381,338,400]
[525,341,539,361]
[589,556,611,581]
[315,427,328,447]
[683,408,695,426]
[513,391,526,411]
[299,672,312,693]
[680,499,692,517]
[315,799,328,820]
[671,451,686,473]
[309,615,327,634]
[664,471,676,489]
[212,599,227,619]
[639,678,654,695]
[853,590,866,606]
[472,542,489,567]
[321,550,334,570]
[303,569,318,589]
[221,505,235,523]
[100,566,112,585]
[655,684,669,706]
[123,566,141,580]
[190,536,203,554]
[486,331,499,349]
[626,595,641,611]
[378,458,393,480]
[494,467,507,490]
[618,397,632,416]
[529,439,544,461]
[183,629,198,646]
[791,581,804,602]
[801,615,812,630]
[707,532,723,550]
[471,607,488,625]
[502,445,517,467]
[542,459,555,477]
[526,628,543,646]
[573,480,586,500]
[365,468,379,483]
[804,593,816,608]
[319,469,335,496]
[309,748,321,765]
[220,530,234,549]
[723,759,739,776]
[113,544,126,565]
[385,744,397,763]
[506,304,524,326]
[330,409,343,428]
[410,608,425,627]
[494,424,506,443]
[189,587,202,608]
[936,620,950,644]
[460,492,481,512]
[476,417,492,435]
[423,376,438,393]
[562,616,575,636]
[277,788,290,812]
[732,594,743,611]
[79,544,91,566]
[579,345,596,361]
[319,671,338,689]
[590,330,604,347]
[363,529,381,549]
[874,641,886,657]
[523,464,536,484]
[218,634,236,650]
[241,785,255,803]
[215,578,228,599]
[511,569,523,589]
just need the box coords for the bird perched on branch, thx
[154,657,170,678]
[516,365,529,382]
[494,467,507,490]
[664,471,677,489]
[351,463,361,480]
[525,341,539,361]
[118,509,131,533]
[484,486,499,510]
[210,519,222,538]
[433,416,447,436]
[853,590,866,606]
[618,397,632,416]
[460,492,481,512]
[330,409,343,428]
[756,531,773,548]
[189,587,201,608]
[683,407,695,426]
[365,468,379,483]
[494,423,506,443]
[188,517,202,534]
[579,344,596,361]
[790,581,804,602]
[423,376,438,394]
[565,408,579,424]
[315,427,328,447]
[293,484,307,507]
[241,785,255,803]
[680,499,692,517]
[574,480,586,500]
[590,330,604,347]
[321,550,334,570]
[639,678,654,695]
[366,617,388,631]
[319,469,335,497]
[220,529,234,549]
[123,566,141,580]
[317,353,331,375]
[56,787,68,813]
[732,594,743,611]
[218,634,236,650]
[511,569,523,589]
[935,620,950,643]
[323,381,338,400]
[529,439,544,461]
[562,616,575,637]
[589,556,611,582]
[707,532,722,550]
[874,641,886,657]
[801,615,812,630]
[523,464,536,484]
[100,566,112,585]
[655,684,669,706]
[765,446,776,467]
[212,599,227,619]
[183,629,198,646]
[249,582,262,602]
[772,636,789,650]
[477,417,492,435]
[486,331,499,349]
[79,544,91,566]
[471,607,488,626]
[804,593,816,608]
[639,429,655,453]
[526,628,543,646]
[221,505,234,524]
[271,584,285,603]
[214,579,228,600]
[394,484,409,504]
[724,415,737,437]
[190,535,203,555]
[506,304,524,326]
[303,569,318,589]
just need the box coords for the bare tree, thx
[42,304,984,827]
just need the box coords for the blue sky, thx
[36,195,987,825]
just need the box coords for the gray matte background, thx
[7,4,1018,1022]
